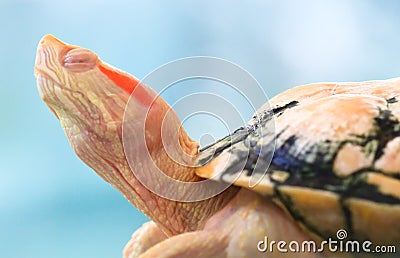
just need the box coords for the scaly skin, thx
[35,35,321,258]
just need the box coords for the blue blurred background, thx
[1,1,400,257]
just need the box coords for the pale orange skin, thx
[35,35,386,258]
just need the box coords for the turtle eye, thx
[63,48,98,72]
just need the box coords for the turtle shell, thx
[196,79,400,246]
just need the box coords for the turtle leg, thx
[136,212,322,258]
[202,189,325,258]
[138,230,228,258]
[136,189,325,258]
[123,221,168,258]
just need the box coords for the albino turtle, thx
[35,34,399,258]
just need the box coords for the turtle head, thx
[34,34,191,156]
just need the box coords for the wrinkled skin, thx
[35,35,322,258]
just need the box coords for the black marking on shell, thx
[345,173,400,204]
[271,100,299,117]
[387,97,398,104]
[372,109,400,160]
[274,186,325,240]
[246,101,299,133]
[196,127,249,166]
